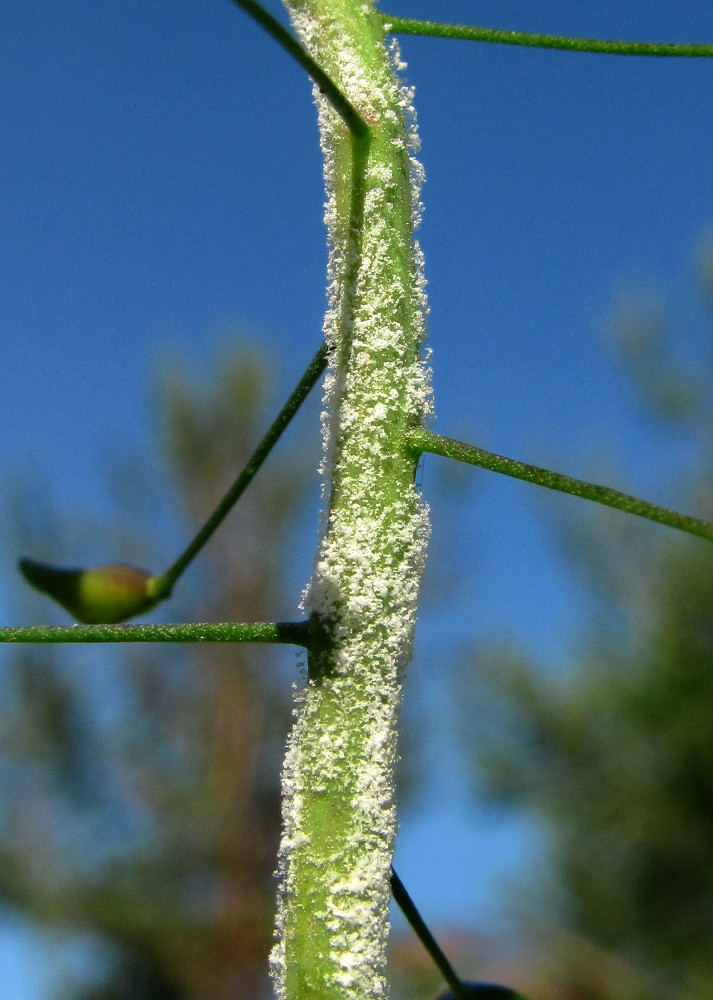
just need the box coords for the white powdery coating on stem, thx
[272,7,432,999]
[389,38,426,234]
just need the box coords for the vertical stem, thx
[272,2,432,997]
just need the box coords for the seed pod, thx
[18,558,158,624]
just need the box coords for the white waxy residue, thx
[272,7,432,998]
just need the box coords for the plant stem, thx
[271,2,431,997]
[381,14,713,57]
[0,620,312,645]
[410,427,713,544]
[228,0,368,136]
[390,867,468,999]
[151,343,327,602]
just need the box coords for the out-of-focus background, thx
[2,1,713,997]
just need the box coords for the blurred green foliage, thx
[0,342,314,1000]
[460,244,713,1000]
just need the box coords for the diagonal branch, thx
[152,343,327,600]
[410,427,713,544]
[390,867,467,998]
[229,0,369,136]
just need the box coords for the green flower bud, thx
[18,558,158,624]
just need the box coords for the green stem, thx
[151,343,327,601]
[410,427,713,544]
[390,867,468,999]
[228,0,369,136]
[381,14,713,57]
[270,2,431,996]
[0,620,311,645]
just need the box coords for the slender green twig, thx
[381,14,713,57]
[410,427,713,544]
[390,867,468,999]
[0,620,311,645]
[150,343,327,602]
[228,0,369,137]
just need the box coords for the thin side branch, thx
[229,0,369,136]
[153,343,327,600]
[390,868,467,999]
[381,14,713,57]
[410,427,713,544]
[0,620,311,645]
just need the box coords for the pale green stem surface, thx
[411,428,713,544]
[272,2,431,998]
[381,14,713,57]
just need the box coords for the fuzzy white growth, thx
[272,6,432,998]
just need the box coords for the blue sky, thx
[2,0,713,995]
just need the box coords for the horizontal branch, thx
[382,14,713,57]
[0,620,311,646]
[410,427,713,544]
